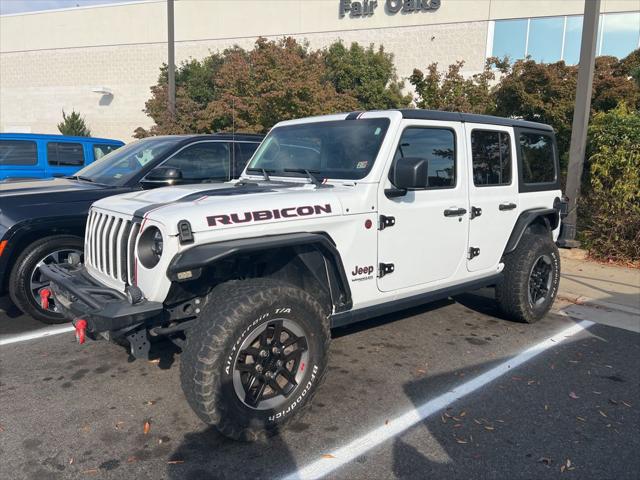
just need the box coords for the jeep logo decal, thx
[351,265,375,282]
[207,204,332,227]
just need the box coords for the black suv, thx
[0,133,263,324]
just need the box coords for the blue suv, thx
[0,133,124,181]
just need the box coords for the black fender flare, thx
[503,208,560,255]
[167,232,352,312]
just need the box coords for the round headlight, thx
[138,226,163,269]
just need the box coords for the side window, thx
[519,132,556,184]
[163,142,231,181]
[47,142,85,166]
[471,130,512,186]
[390,127,456,189]
[233,142,259,178]
[93,143,121,160]
[0,140,37,166]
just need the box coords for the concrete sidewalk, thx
[556,249,640,333]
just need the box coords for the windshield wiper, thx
[283,168,323,187]
[246,168,275,181]
[67,175,95,183]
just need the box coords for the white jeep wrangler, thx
[42,110,567,441]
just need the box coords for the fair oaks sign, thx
[339,0,441,18]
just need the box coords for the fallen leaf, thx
[143,421,151,434]
[496,419,505,423]
[148,359,160,364]
[69,458,74,465]
[576,416,586,422]
[598,410,608,418]
[127,456,138,463]
[484,426,494,431]
[561,465,566,473]
[538,457,552,466]
[527,380,536,385]
[321,454,336,459]
[167,460,184,464]
[622,401,632,407]
[454,436,468,444]
[459,411,467,417]
[608,398,618,405]
[0,424,4,432]
[511,376,522,381]
[441,413,447,423]
[416,369,427,375]
[452,416,461,422]
[569,392,579,399]
[473,419,482,425]
[544,404,549,411]
[144,400,157,406]
[115,421,125,430]
[593,391,602,395]
[82,469,99,475]
[453,423,462,428]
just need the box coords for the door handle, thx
[499,203,517,211]
[443,207,467,217]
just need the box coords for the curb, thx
[557,293,640,317]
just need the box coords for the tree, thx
[137,37,361,137]
[57,109,91,136]
[408,57,509,114]
[581,103,640,262]
[323,42,411,110]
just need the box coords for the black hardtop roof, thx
[178,132,265,141]
[397,109,554,132]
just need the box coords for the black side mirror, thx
[142,166,183,186]
[386,157,428,198]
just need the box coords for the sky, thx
[0,0,135,15]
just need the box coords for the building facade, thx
[1,0,638,140]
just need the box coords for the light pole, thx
[561,0,601,247]
[167,0,176,117]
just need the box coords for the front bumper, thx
[40,263,164,336]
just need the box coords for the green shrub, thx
[57,109,91,137]
[581,104,640,262]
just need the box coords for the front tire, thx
[180,279,331,441]
[496,231,560,323]
[9,235,83,324]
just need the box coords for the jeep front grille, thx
[85,209,140,285]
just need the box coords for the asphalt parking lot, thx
[1,291,638,480]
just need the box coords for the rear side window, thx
[0,140,37,166]
[233,142,259,178]
[93,143,121,160]
[471,130,512,186]
[47,142,85,166]
[519,132,556,184]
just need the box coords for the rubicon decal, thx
[207,204,332,227]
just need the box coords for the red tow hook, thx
[74,319,88,345]
[39,288,51,310]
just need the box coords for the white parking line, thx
[0,324,75,346]
[282,319,594,480]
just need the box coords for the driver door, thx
[377,121,469,292]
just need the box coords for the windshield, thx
[247,119,390,180]
[74,137,178,186]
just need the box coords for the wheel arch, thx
[502,208,559,257]
[1,218,86,294]
[166,232,353,314]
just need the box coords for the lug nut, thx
[276,360,283,368]
[255,364,263,373]
[259,350,268,358]
[272,346,280,354]
[265,371,273,379]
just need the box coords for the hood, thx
[0,177,126,226]
[93,181,348,234]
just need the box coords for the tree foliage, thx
[324,42,411,110]
[581,104,640,262]
[137,37,413,137]
[57,109,91,137]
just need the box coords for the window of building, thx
[93,143,121,160]
[47,142,85,166]
[490,12,640,65]
[163,142,231,181]
[471,130,512,186]
[519,132,556,184]
[528,16,564,63]
[390,127,456,189]
[0,140,37,166]
[492,18,528,60]
[599,12,640,59]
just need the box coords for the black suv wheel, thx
[180,278,330,441]
[496,231,560,323]
[9,235,83,324]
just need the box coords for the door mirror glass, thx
[142,166,183,186]
[392,157,429,190]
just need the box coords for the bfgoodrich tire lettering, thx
[180,278,330,441]
[496,232,560,323]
